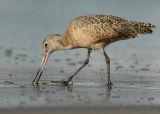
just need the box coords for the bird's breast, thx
[66,27,93,48]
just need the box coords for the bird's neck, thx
[57,34,73,50]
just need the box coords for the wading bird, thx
[33,14,156,86]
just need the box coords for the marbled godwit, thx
[33,14,156,86]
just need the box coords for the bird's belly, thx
[69,28,111,50]
[90,42,107,50]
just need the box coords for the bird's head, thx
[43,33,62,54]
[33,34,63,85]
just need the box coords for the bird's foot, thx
[59,78,73,86]
[107,81,112,89]
[32,79,39,87]
[107,81,113,85]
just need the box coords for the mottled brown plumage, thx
[64,14,155,50]
[33,14,156,86]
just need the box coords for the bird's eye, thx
[45,44,48,47]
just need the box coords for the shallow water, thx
[0,0,160,109]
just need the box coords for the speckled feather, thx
[64,14,156,50]
[43,14,156,51]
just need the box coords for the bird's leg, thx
[101,49,112,86]
[60,49,91,86]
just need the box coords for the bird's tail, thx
[131,21,156,34]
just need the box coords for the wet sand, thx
[0,51,160,109]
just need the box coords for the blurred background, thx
[0,0,159,69]
[0,0,159,73]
